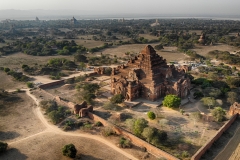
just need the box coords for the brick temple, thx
[111,45,191,101]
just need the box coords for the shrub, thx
[147,111,156,120]
[26,82,34,88]
[4,67,10,73]
[119,137,132,148]
[110,94,125,104]
[62,144,77,158]
[101,126,114,137]
[95,121,103,127]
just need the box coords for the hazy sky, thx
[1,0,240,15]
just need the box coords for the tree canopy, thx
[162,94,181,108]
[62,144,77,158]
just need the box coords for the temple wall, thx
[191,114,239,160]
[88,112,179,160]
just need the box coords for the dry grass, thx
[0,52,74,69]
[192,44,239,56]
[0,92,46,143]
[92,44,185,62]
[1,132,128,160]
[0,71,26,90]
[139,34,159,40]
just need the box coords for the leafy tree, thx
[83,93,96,104]
[74,54,87,62]
[78,62,86,71]
[211,107,226,122]
[201,97,216,109]
[48,110,62,124]
[83,83,100,94]
[202,87,222,98]
[162,95,181,108]
[110,94,124,104]
[227,91,239,105]
[0,142,8,153]
[142,127,156,142]
[133,118,148,136]
[147,111,156,120]
[62,144,77,158]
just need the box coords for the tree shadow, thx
[0,131,21,141]
[0,148,28,160]
[94,110,112,119]
[168,116,189,125]
[131,104,151,112]
[78,154,103,160]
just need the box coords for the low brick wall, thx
[88,112,179,160]
[55,96,69,107]
[88,112,111,127]
[191,114,239,160]
[39,80,65,89]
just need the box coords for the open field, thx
[0,71,26,90]
[0,92,46,143]
[93,44,185,62]
[192,44,239,56]
[0,52,74,69]
[0,90,138,160]
[1,132,129,160]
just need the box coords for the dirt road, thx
[214,127,240,160]
[9,89,138,160]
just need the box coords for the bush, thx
[26,82,34,88]
[62,144,77,158]
[0,142,8,153]
[119,137,132,148]
[110,94,124,104]
[147,111,156,120]
[4,67,10,73]
[101,126,114,137]
[95,121,103,127]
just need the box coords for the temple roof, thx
[141,45,156,55]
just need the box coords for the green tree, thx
[162,95,181,108]
[142,127,156,142]
[62,144,77,158]
[0,142,8,153]
[227,91,239,105]
[74,54,87,62]
[133,118,148,137]
[201,97,216,109]
[125,119,135,132]
[147,111,156,120]
[110,94,124,104]
[211,107,226,122]
[83,83,100,94]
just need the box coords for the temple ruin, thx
[229,102,240,115]
[111,45,191,101]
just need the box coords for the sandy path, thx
[9,89,138,160]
